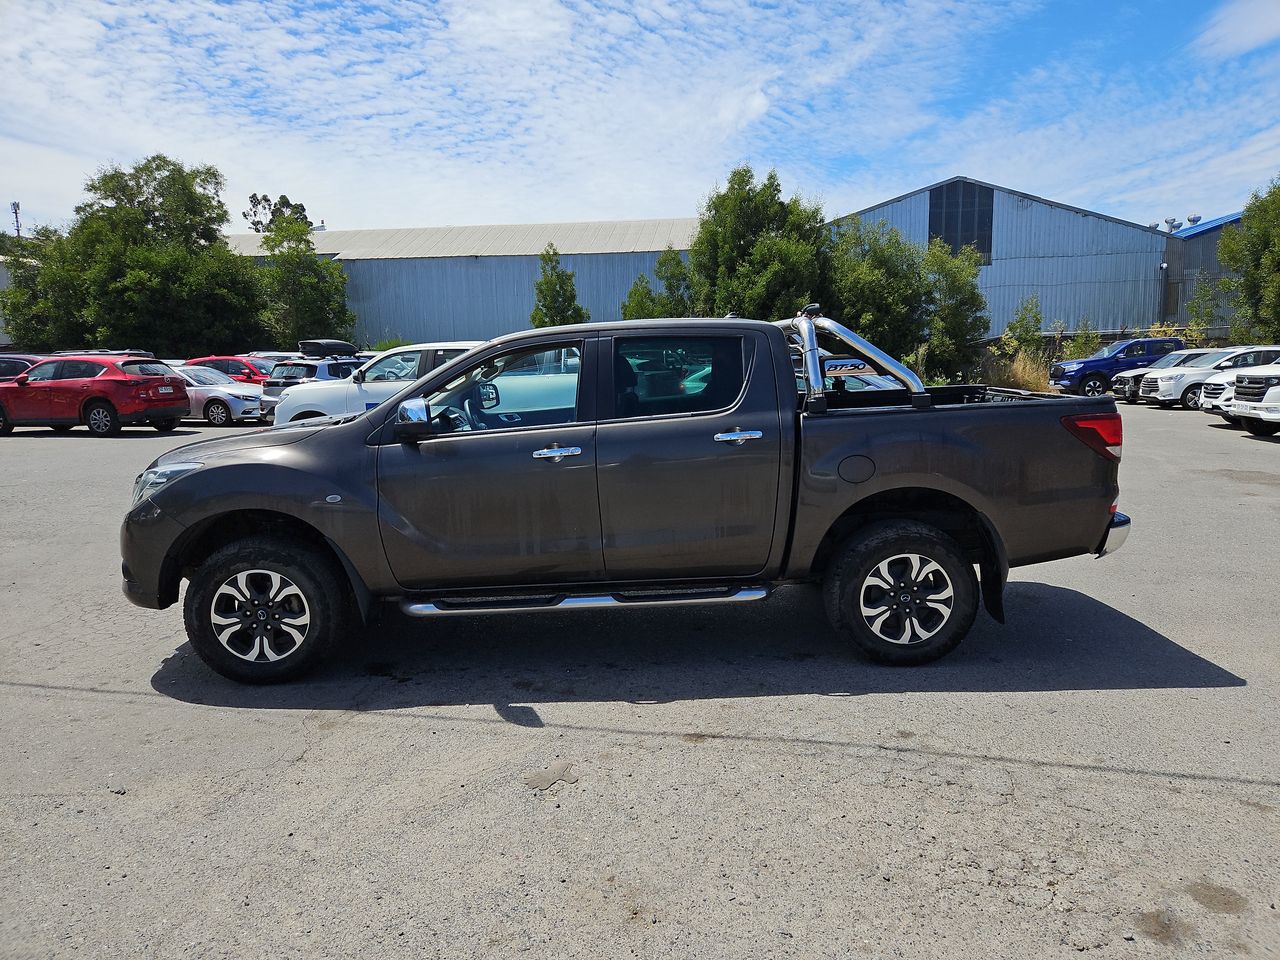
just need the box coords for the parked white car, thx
[1138,346,1280,409]
[272,341,481,423]
[1230,363,1280,436]
[173,365,263,425]
[1111,348,1217,403]
[1196,356,1280,423]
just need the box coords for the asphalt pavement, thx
[1,404,1277,958]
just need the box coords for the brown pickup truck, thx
[121,312,1130,683]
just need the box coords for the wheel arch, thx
[160,509,373,621]
[806,487,1008,623]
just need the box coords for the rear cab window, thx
[607,336,745,420]
[273,363,317,380]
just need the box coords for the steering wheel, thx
[463,397,488,429]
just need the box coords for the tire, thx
[290,411,324,422]
[183,536,351,683]
[1222,415,1240,426]
[1080,375,1108,397]
[152,418,179,432]
[823,520,979,666]
[1123,397,1138,404]
[84,401,121,436]
[1242,418,1280,437]
[1180,385,1202,410]
[1156,400,1174,409]
[204,399,232,426]
[0,402,12,436]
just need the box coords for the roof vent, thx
[1148,222,1160,229]
[1171,220,1184,231]
[312,219,327,233]
[1187,214,1202,225]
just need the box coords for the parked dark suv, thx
[1050,337,1183,396]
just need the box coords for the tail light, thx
[1061,413,1122,462]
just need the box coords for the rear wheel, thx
[0,403,12,436]
[183,537,350,683]
[1080,375,1107,397]
[204,399,232,426]
[152,418,179,432]
[1180,385,1202,410]
[823,520,979,666]
[1222,415,1240,426]
[1242,418,1280,437]
[84,401,121,436]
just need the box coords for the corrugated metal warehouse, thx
[224,177,1239,345]
[227,219,697,345]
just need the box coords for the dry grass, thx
[977,349,1051,391]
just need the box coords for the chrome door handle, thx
[714,430,763,445]
[532,446,582,462]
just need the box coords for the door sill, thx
[399,585,770,618]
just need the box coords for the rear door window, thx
[607,336,745,419]
[60,360,106,379]
[327,362,360,378]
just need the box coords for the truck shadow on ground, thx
[151,582,1245,718]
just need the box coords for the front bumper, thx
[1231,401,1280,422]
[1095,512,1131,557]
[120,501,187,609]
[119,402,191,425]
[228,396,262,420]
[1112,379,1140,401]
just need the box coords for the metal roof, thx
[842,175,1175,237]
[226,218,699,260]
[1172,211,1242,239]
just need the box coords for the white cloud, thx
[1196,0,1280,59]
[0,0,1275,236]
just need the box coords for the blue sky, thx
[2,0,1278,233]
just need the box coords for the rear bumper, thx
[119,402,190,424]
[1095,512,1131,557]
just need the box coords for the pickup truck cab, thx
[121,313,1130,683]
[1050,337,1183,396]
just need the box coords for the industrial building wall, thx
[343,250,671,344]
[848,188,1169,336]
[1167,226,1232,330]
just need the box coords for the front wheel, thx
[1180,385,1202,410]
[204,399,232,426]
[182,537,351,683]
[1080,375,1108,397]
[1242,418,1280,437]
[823,520,979,665]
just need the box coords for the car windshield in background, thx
[1150,352,1193,369]
[1187,351,1233,367]
[119,361,174,376]
[185,367,236,385]
[273,363,316,379]
[245,358,276,373]
[1088,342,1129,360]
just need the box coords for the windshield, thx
[183,367,235,385]
[273,363,316,379]
[1150,351,1196,369]
[245,358,276,374]
[1087,342,1128,360]
[1186,351,1232,368]
[119,360,175,377]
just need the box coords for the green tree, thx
[0,155,265,355]
[687,166,829,320]
[621,247,692,320]
[918,239,988,379]
[1218,174,1280,343]
[242,193,312,233]
[530,243,589,327]
[1063,315,1101,360]
[259,218,355,347]
[828,218,931,361]
[998,294,1046,358]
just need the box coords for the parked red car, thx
[184,356,273,385]
[0,356,189,436]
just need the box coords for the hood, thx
[156,419,326,467]
[1115,366,1159,381]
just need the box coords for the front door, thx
[594,332,782,580]
[6,360,63,421]
[377,338,604,590]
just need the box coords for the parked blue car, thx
[1049,337,1184,396]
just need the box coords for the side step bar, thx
[400,586,770,618]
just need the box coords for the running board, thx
[399,586,770,618]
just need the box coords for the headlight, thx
[132,462,202,504]
[1062,362,1082,371]
[1160,373,1185,382]
[231,394,256,401]
[1268,376,1280,387]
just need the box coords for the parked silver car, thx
[173,365,263,425]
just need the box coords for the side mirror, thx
[478,382,501,410]
[14,373,28,386]
[352,368,365,384]
[393,397,432,442]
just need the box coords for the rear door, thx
[56,360,107,420]
[376,336,604,589]
[594,331,782,579]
